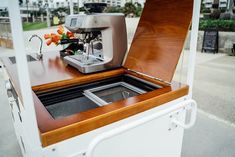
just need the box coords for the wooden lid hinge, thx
[126,69,171,85]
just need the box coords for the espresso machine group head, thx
[63,13,127,73]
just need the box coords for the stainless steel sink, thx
[36,75,161,119]
[45,96,99,119]
[9,55,37,64]
[83,82,146,106]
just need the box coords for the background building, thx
[19,0,82,9]
[18,0,145,8]
[78,0,145,7]
[203,0,235,8]
[0,0,145,23]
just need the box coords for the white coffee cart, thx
[1,0,201,157]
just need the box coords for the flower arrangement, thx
[44,25,75,46]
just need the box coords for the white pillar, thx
[41,14,44,22]
[8,0,41,148]
[227,0,231,11]
[46,7,51,27]
[32,14,35,22]
[187,0,202,98]
[70,0,74,15]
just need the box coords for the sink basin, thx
[45,96,99,119]
[36,75,161,119]
[9,55,37,64]
[84,82,146,105]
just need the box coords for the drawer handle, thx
[18,112,22,122]
[20,136,26,154]
[9,97,16,103]
[5,80,12,91]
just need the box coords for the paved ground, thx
[179,52,235,157]
[193,55,235,123]
[174,52,235,125]
[0,20,235,156]
[182,111,235,157]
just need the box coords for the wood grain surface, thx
[124,0,193,82]
[1,51,124,98]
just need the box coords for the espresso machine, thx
[63,13,127,73]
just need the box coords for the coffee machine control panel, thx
[66,15,85,32]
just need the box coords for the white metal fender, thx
[85,99,197,157]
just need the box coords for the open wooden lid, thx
[124,0,193,83]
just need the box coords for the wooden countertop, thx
[1,51,188,147]
[1,51,125,95]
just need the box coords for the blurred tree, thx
[51,7,69,16]
[123,2,137,16]
[134,2,142,17]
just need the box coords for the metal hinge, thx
[126,69,171,85]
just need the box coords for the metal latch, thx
[169,100,197,130]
